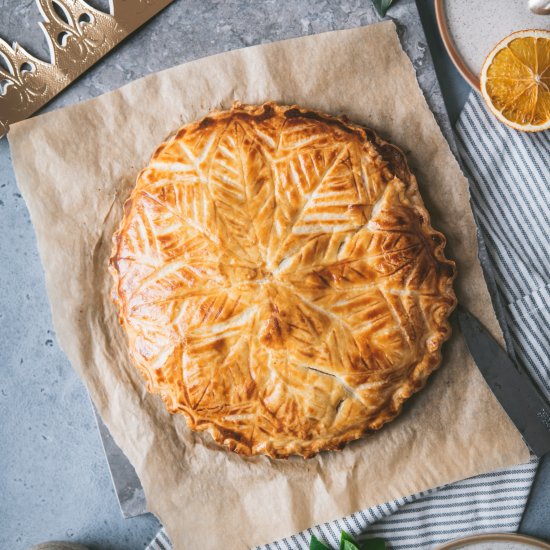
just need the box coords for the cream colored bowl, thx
[437,533,550,550]
[435,0,550,89]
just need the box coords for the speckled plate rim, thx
[434,0,481,90]
[436,532,550,549]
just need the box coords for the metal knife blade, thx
[457,306,550,457]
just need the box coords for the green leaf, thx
[310,530,386,550]
[372,0,394,17]
[361,537,387,550]
[340,531,359,550]
[310,534,331,550]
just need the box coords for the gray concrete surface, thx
[519,454,550,542]
[0,1,481,549]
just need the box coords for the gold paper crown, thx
[0,0,173,137]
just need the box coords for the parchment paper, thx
[8,22,529,550]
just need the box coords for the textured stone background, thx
[0,1,469,549]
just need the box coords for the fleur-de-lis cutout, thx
[0,0,174,138]
[0,40,64,115]
[38,0,122,69]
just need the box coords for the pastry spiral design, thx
[110,103,456,458]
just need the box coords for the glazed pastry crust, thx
[110,103,457,458]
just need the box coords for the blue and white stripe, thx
[147,92,548,550]
[456,93,550,402]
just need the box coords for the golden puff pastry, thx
[110,103,457,458]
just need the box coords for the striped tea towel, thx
[146,91,549,550]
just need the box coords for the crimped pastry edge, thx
[109,102,457,459]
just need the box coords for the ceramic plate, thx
[436,533,550,550]
[435,0,550,89]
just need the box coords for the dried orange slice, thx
[480,29,550,132]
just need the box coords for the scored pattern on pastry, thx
[110,103,456,458]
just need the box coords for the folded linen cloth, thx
[147,91,549,550]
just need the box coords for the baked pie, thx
[110,103,456,458]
